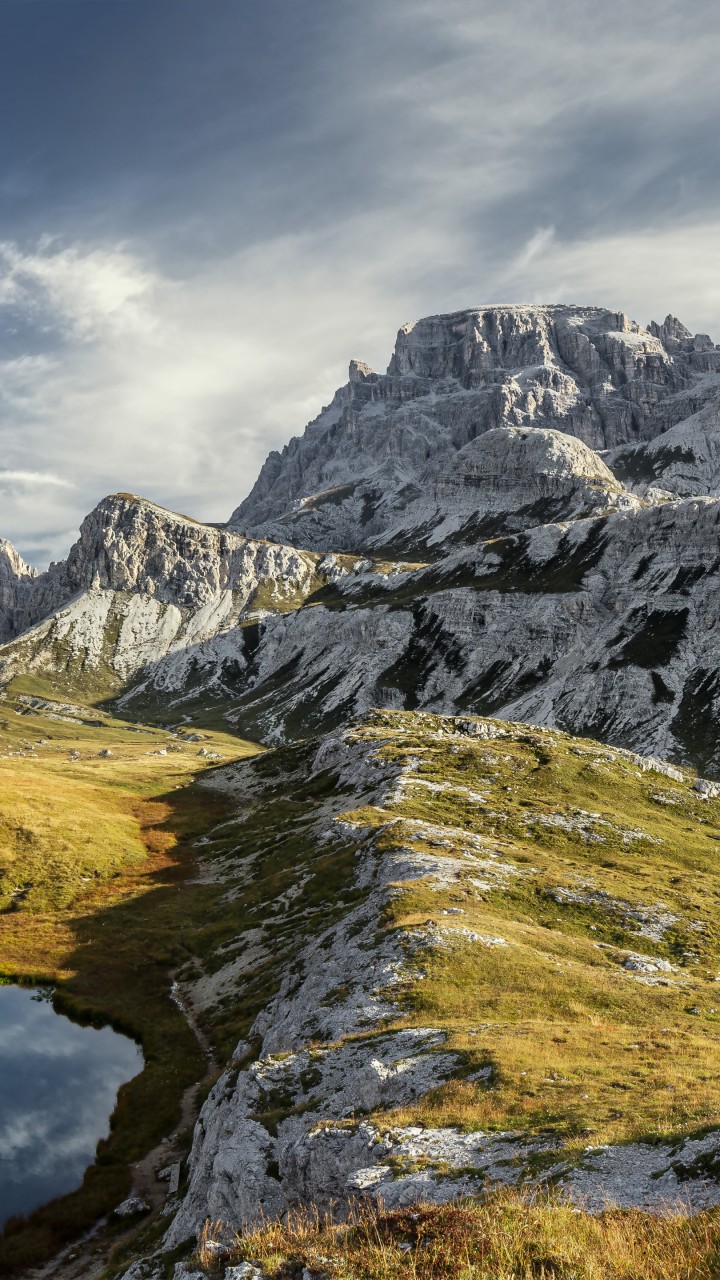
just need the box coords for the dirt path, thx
[130,976,218,1211]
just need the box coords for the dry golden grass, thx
[338,713,720,1152]
[200,1193,720,1279]
[0,691,256,914]
[0,691,260,1271]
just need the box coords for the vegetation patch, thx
[342,711,720,1153]
[198,1193,720,1280]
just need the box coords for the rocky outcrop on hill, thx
[0,494,370,692]
[342,425,640,556]
[6,488,720,773]
[123,710,720,1270]
[610,378,720,499]
[96,494,720,775]
[230,305,719,555]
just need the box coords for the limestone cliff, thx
[0,493,371,695]
[0,538,36,643]
[230,305,719,555]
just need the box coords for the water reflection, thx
[0,984,142,1227]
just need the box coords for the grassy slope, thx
[6,701,720,1276]
[0,690,261,1271]
[152,708,720,1280]
[0,693,369,1274]
[220,1194,720,1280]
[0,685,253,913]
[348,712,720,1155]
[122,709,720,1280]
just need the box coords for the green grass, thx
[332,712,720,1156]
[0,697,368,1272]
[0,691,261,1271]
[0,686,253,912]
[6,701,720,1273]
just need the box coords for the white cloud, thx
[497,221,720,330]
[0,2,719,565]
[0,470,72,488]
[512,228,557,275]
[0,239,156,340]
[1,210,719,568]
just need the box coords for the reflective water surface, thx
[0,984,142,1227]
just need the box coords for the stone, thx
[113,1196,150,1218]
[695,778,720,797]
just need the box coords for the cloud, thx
[0,1,718,565]
[512,228,557,275]
[0,470,72,488]
[0,239,156,341]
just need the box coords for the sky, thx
[1,0,719,566]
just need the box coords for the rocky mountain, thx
[0,492,373,697]
[0,538,36,644]
[5,486,720,774]
[5,302,720,1277]
[610,376,720,498]
[1,304,720,772]
[230,304,720,555]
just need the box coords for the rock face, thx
[1,305,720,761]
[7,488,720,774]
[0,538,36,643]
[0,494,371,691]
[42,494,718,776]
[230,305,719,555]
[610,378,720,499]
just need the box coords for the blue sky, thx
[1,0,719,564]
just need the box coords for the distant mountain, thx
[0,537,36,643]
[230,304,720,555]
[2,303,720,772]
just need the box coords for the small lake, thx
[0,985,142,1228]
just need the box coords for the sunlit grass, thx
[344,713,720,1150]
[202,1193,720,1280]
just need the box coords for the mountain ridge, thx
[229,304,720,555]
[5,301,720,1277]
[2,301,720,772]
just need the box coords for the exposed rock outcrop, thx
[0,494,370,691]
[154,713,720,1254]
[81,494,720,774]
[0,538,36,643]
[610,378,720,499]
[230,304,718,555]
[7,489,720,772]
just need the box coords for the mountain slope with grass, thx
[100,708,720,1280]
[4,301,720,1279]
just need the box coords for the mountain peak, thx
[231,300,719,554]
